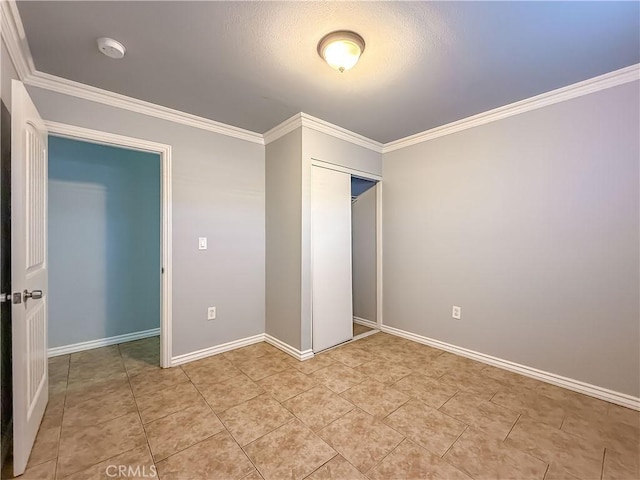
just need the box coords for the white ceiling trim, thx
[0,0,35,81]
[26,70,265,145]
[263,112,384,154]
[263,112,303,145]
[383,63,640,154]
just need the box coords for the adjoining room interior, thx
[47,136,161,371]
[0,1,638,479]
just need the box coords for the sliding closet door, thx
[311,165,353,352]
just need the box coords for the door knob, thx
[23,289,43,300]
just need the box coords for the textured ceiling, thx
[17,1,640,143]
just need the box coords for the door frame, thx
[309,159,383,335]
[44,121,173,368]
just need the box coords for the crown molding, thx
[3,0,638,153]
[26,71,265,144]
[383,64,640,153]
[264,112,384,154]
[263,112,303,145]
[1,0,35,81]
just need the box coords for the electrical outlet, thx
[207,306,216,320]
[452,306,461,320]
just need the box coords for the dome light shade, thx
[317,31,365,73]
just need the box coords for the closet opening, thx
[311,162,381,353]
[351,176,378,340]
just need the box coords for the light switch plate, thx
[198,237,207,250]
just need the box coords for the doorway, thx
[310,161,381,352]
[351,177,378,339]
[45,122,173,368]
[47,135,161,366]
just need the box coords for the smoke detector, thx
[97,37,126,59]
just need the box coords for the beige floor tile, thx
[180,354,241,386]
[19,459,57,480]
[392,373,458,409]
[481,365,543,391]
[439,369,504,400]
[562,410,640,457]
[395,351,444,372]
[607,403,640,428]
[121,351,160,377]
[155,431,254,480]
[440,392,520,440]
[144,398,225,461]
[40,392,66,430]
[285,354,336,375]
[66,361,127,388]
[543,463,581,480]
[384,399,466,456]
[197,373,265,413]
[426,352,485,378]
[49,358,70,384]
[129,366,190,397]
[505,415,604,479]
[283,385,354,431]
[325,346,374,368]
[242,469,265,480]
[245,419,336,480]
[258,368,317,402]
[57,412,147,478]
[310,363,366,394]
[118,336,159,353]
[219,394,294,446]
[353,323,373,336]
[491,388,566,428]
[69,346,121,364]
[135,381,203,424]
[318,409,404,473]
[444,428,547,480]
[306,455,366,480]
[340,379,409,418]
[223,342,281,363]
[602,446,640,480]
[368,439,471,480]
[26,426,60,469]
[64,378,131,408]
[354,359,412,385]
[62,445,155,480]
[62,391,137,428]
[235,355,290,381]
[536,383,609,421]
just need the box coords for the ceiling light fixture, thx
[97,37,126,59]
[317,31,365,73]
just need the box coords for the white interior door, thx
[311,165,353,352]
[11,80,49,476]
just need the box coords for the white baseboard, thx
[170,334,265,366]
[353,316,378,329]
[265,334,314,361]
[380,324,640,411]
[48,328,160,357]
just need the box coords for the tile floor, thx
[14,332,640,480]
[353,323,374,337]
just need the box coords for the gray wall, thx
[28,87,265,357]
[382,81,640,396]
[48,136,160,348]
[265,128,302,349]
[352,185,377,323]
